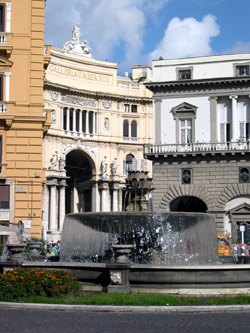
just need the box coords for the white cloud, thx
[223,41,250,55]
[149,14,220,60]
[45,0,170,70]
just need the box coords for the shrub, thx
[0,268,80,300]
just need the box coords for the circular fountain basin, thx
[60,211,218,265]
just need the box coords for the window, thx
[182,169,192,184]
[131,120,137,138]
[0,185,9,208]
[124,104,129,112]
[123,120,129,138]
[219,104,231,142]
[171,102,197,144]
[0,5,5,32]
[131,105,137,113]
[238,102,250,140]
[178,69,191,80]
[236,65,249,77]
[123,154,137,175]
[180,119,192,144]
[239,167,250,183]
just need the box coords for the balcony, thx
[144,141,250,158]
[0,32,13,55]
[0,101,15,127]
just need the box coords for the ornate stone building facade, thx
[0,0,48,238]
[43,27,153,241]
[145,54,250,244]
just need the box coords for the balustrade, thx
[144,141,250,155]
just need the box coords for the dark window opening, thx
[236,65,249,77]
[131,120,137,138]
[182,169,192,184]
[0,185,9,209]
[123,120,129,137]
[239,167,250,183]
[179,70,191,80]
[0,5,5,33]
[131,105,137,113]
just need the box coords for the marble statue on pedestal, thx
[62,24,92,57]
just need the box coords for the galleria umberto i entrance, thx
[43,27,153,241]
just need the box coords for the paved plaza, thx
[0,306,250,333]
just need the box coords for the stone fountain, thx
[2,171,250,295]
[125,171,154,212]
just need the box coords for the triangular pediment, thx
[0,56,13,67]
[171,102,197,118]
[229,203,250,215]
[173,102,197,112]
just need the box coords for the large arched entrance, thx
[170,196,207,213]
[65,149,94,214]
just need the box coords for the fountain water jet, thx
[60,212,218,265]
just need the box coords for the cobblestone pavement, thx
[0,308,250,333]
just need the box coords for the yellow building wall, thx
[0,0,46,238]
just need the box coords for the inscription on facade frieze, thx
[48,64,111,84]
[61,95,97,108]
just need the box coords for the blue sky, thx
[45,0,250,73]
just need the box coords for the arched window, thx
[131,120,137,138]
[123,120,129,137]
[123,154,137,175]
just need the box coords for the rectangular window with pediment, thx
[238,102,250,140]
[171,102,197,144]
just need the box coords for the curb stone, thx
[0,302,250,313]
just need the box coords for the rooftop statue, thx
[62,24,92,57]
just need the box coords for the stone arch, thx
[159,185,214,211]
[65,146,97,177]
[65,148,97,214]
[217,184,250,209]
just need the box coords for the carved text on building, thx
[48,64,111,84]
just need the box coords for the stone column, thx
[61,107,64,131]
[66,108,70,134]
[92,111,96,135]
[73,108,76,135]
[59,186,65,231]
[73,186,79,212]
[79,110,83,137]
[86,111,89,135]
[112,184,119,212]
[95,112,98,134]
[92,183,99,212]
[119,189,123,211]
[230,95,238,141]
[155,98,162,144]
[4,72,11,102]
[42,184,49,234]
[49,185,57,231]
[101,182,110,212]
[6,2,12,33]
[209,96,218,142]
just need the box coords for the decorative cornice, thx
[145,76,250,94]
[44,80,152,104]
